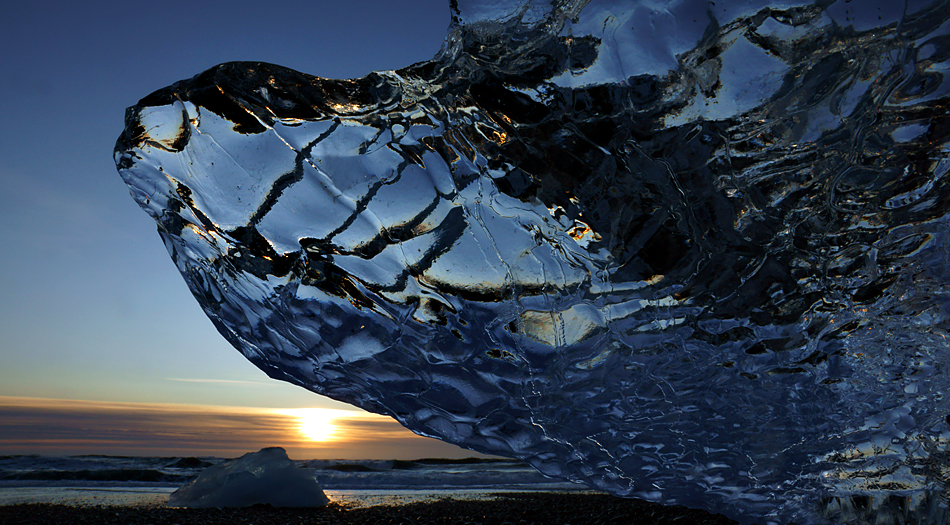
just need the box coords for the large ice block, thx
[168,447,328,507]
[116,1,950,523]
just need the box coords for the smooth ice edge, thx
[116,0,950,523]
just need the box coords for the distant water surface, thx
[0,455,586,507]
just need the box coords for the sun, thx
[300,411,336,441]
[281,409,338,442]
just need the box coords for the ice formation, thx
[116,0,950,522]
[168,447,329,508]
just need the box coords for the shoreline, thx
[0,485,591,508]
[0,492,739,524]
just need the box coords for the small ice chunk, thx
[168,447,329,508]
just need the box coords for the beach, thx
[0,492,738,524]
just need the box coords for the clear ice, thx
[115,0,950,522]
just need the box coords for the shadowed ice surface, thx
[115,0,950,523]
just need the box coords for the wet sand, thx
[0,492,738,524]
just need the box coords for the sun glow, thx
[279,408,342,442]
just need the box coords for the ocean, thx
[0,454,588,507]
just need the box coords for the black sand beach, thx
[0,492,738,524]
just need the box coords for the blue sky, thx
[0,0,461,456]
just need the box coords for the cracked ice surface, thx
[116,1,950,523]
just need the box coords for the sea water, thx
[0,455,585,507]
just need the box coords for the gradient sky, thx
[0,0,490,459]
